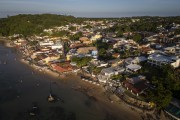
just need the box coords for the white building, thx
[98,66,125,83]
[39,40,54,46]
[148,53,180,68]
[51,41,63,50]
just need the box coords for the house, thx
[108,59,124,67]
[39,40,54,46]
[51,40,63,50]
[98,66,125,83]
[77,47,97,56]
[79,37,92,45]
[126,64,142,72]
[51,62,73,73]
[141,47,155,55]
[70,43,86,49]
[123,75,148,96]
[112,53,120,58]
[164,46,176,54]
[126,75,146,84]
[90,60,108,68]
[43,54,60,64]
[90,34,102,42]
[131,56,147,64]
[148,53,180,68]
[125,58,134,65]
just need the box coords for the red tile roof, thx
[51,63,73,73]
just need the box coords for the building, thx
[98,66,125,83]
[51,40,63,50]
[51,62,73,73]
[131,56,147,64]
[123,75,148,96]
[77,47,97,56]
[90,34,102,42]
[79,37,92,45]
[39,40,54,46]
[126,64,142,72]
[148,53,180,68]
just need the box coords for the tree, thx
[174,29,180,35]
[111,74,123,81]
[29,40,38,46]
[69,26,76,31]
[69,32,82,41]
[147,83,172,110]
[71,57,92,67]
[52,30,68,37]
[116,30,123,37]
[133,33,142,43]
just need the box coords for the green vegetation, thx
[0,14,81,36]
[140,63,180,109]
[83,25,92,29]
[69,26,76,31]
[69,32,83,41]
[72,56,92,67]
[28,40,38,46]
[51,30,69,37]
[132,33,142,43]
[88,65,103,75]
[174,29,180,35]
[111,74,123,81]
[94,40,113,60]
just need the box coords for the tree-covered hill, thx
[0,14,82,36]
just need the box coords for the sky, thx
[0,0,180,18]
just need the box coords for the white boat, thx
[48,93,55,102]
[47,81,55,102]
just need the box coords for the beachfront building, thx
[126,64,142,72]
[148,53,180,68]
[123,75,148,96]
[98,66,125,83]
[50,62,74,73]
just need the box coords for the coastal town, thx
[1,16,180,120]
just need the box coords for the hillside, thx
[0,14,81,36]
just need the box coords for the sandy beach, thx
[65,74,143,120]
[19,58,143,119]
[0,41,169,120]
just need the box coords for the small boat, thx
[47,82,55,102]
[47,93,55,102]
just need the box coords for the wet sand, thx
[64,74,142,120]
[20,58,142,119]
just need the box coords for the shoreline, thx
[0,38,14,48]
[19,59,143,119]
[1,39,164,120]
